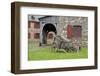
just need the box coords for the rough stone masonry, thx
[39,16,88,47]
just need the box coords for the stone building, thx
[28,15,40,40]
[38,16,88,47]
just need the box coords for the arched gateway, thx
[39,16,58,46]
[42,23,57,44]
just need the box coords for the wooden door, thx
[67,25,73,39]
[73,26,82,38]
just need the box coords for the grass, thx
[28,40,88,61]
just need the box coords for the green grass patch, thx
[28,41,88,61]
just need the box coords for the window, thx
[28,21,31,28]
[34,33,40,39]
[28,33,31,39]
[34,22,40,28]
[73,26,82,38]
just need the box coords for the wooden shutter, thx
[67,25,73,39]
[73,26,82,38]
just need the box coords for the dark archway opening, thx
[42,23,57,44]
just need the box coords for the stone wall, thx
[39,16,88,47]
[56,16,88,47]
